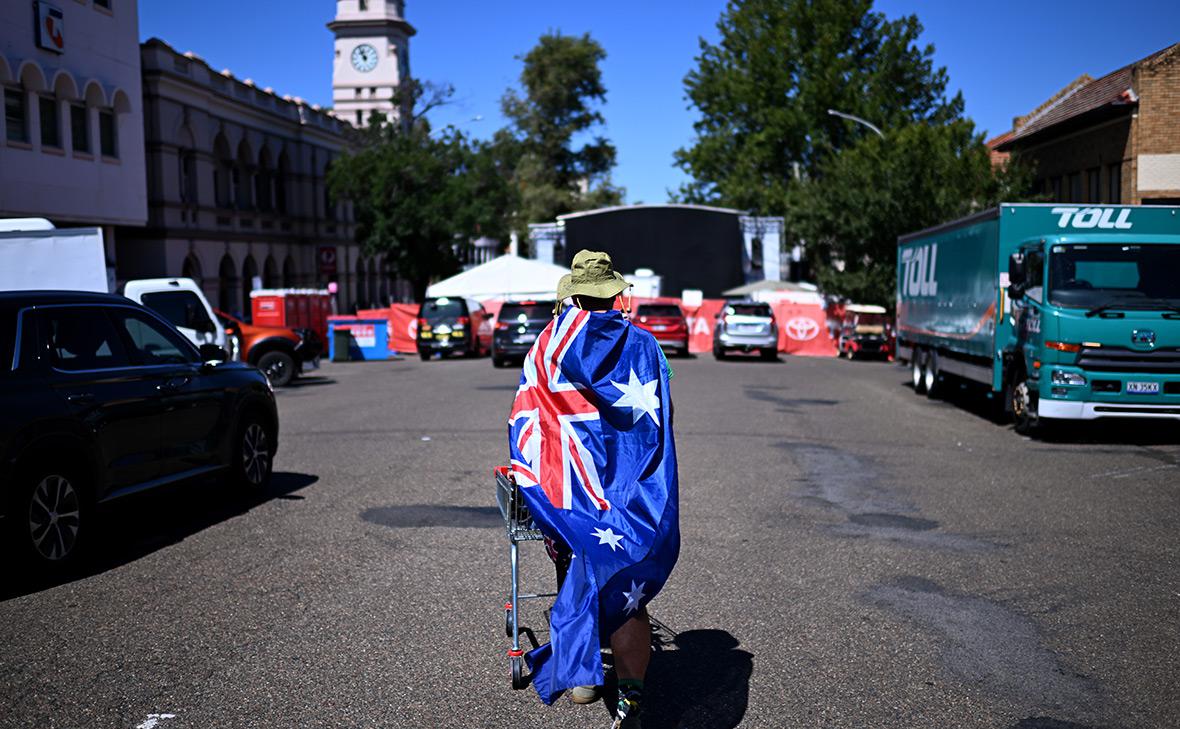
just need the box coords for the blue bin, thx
[328,318,390,361]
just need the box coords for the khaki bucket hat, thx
[556,250,632,301]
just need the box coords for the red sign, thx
[317,246,338,276]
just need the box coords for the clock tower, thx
[328,0,415,127]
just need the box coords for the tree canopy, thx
[788,120,1036,303]
[499,31,624,230]
[674,0,963,212]
[327,118,516,301]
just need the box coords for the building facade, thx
[328,0,414,128]
[0,0,147,286]
[119,39,391,317]
[996,43,1180,206]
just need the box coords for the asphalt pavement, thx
[2,352,1178,728]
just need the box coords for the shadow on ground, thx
[1,471,318,601]
[601,626,752,729]
[360,504,501,528]
[904,377,1180,445]
[280,375,337,389]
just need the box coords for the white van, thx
[123,278,228,352]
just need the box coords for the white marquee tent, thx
[425,254,569,301]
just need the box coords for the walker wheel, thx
[510,655,527,690]
[504,606,514,637]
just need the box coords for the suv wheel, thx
[234,416,274,489]
[419,348,432,362]
[13,467,88,567]
[257,350,296,388]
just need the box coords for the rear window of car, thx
[499,303,553,321]
[421,297,465,321]
[727,304,771,317]
[141,291,217,334]
[637,305,682,317]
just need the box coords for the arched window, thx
[218,254,238,313]
[235,139,253,210]
[178,125,197,204]
[182,253,203,285]
[256,147,273,211]
[213,133,233,208]
[241,255,258,317]
[323,157,337,221]
[355,257,366,308]
[367,259,378,307]
[283,255,297,287]
[263,255,278,288]
[275,151,289,214]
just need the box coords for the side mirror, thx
[1007,253,1026,301]
[199,344,228,363]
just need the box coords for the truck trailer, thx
[896,203,1180,434]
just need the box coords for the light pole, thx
[827,109,884,139]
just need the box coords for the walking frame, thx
[494,465,556,689]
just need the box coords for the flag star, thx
[592,527,624,552]
[610,368,660,424]
[622,580,646,614]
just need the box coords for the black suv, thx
[0,291,279,568]
[491,300,555,367]
[416,296,490,361]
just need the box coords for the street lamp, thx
[827,109,884,139]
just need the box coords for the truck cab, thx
[1006,232,1180,430]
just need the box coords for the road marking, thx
[135,714,176,729]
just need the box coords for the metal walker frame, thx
[494,466,556,689]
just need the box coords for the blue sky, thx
[140,1,1179,205]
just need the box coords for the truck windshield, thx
[1049,244,1180,310]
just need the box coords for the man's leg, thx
[610,609,651,680]
[610,609,650,726]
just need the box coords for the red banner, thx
[771,301,838,356]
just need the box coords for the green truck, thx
[896,203,1180,434]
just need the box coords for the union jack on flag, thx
[506,306,680,704]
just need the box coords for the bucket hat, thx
[556,250,631,301]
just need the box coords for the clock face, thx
[351,44,378,73]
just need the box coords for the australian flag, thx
[508,306,680,704]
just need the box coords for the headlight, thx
[1051,370,1086,386]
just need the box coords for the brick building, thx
[995,43,1180,206]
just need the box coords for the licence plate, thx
[515,334,537,344]
[1126,381,1160,394]
[651,325,668,331]
[734,324,762,333]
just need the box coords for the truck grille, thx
[1076,347,1180,374]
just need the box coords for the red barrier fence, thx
[357,296,838,357]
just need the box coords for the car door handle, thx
[66,392,94,404]
[157,376,191,392]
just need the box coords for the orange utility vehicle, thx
[215,309,323,387]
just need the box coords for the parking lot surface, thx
[2,354,1178,728]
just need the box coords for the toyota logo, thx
[408,319,418,339]
[784,317,820,341]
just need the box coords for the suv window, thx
[726,303,771,317]
[113,309,198,366]
[499,303,552,321]
[421,297,465,322]
[42,307,132,371]
[637,304,682,317]
[141,291,217,334]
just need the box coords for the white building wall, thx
[329,0,414,127]
[0,0,147,228]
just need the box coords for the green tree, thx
[328,120,516,301]
[674,0,962,212]
[500,31,624,231]
[788,121,1038,304]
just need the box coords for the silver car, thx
[713,301,778,360]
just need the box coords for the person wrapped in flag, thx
[508,250,680,728]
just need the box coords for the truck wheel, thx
[257,350,295,387]
[911,350,927,394]
[1010,373,1037,435]
[924,352,942,399]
